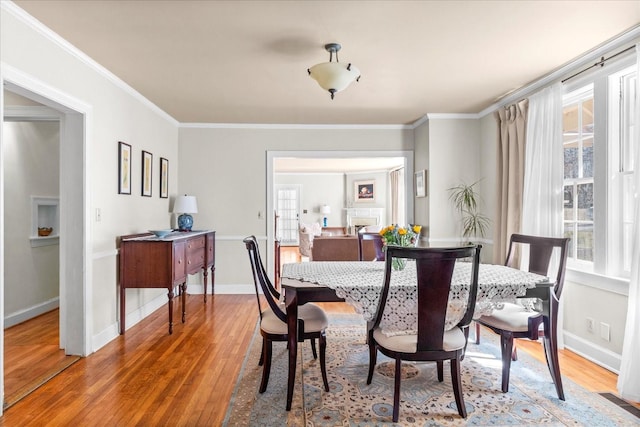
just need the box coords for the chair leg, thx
[474,321,481,344]
[311,338,318,359]
[319,333,329,392]
[436,360,444,382]
[366,336,377,385]
[542,334,564,400]
[499,333,514,393]
[512,342,518,361]
[451,357,467,418]
[392,357,402,423]
[259,339,272,393]
[258,338,265,366]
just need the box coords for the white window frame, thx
[562,54,636,281]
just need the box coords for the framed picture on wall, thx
[160,157,169,198]
[415,170,427,197]
[118,141,132,195]
[354,180,375,203]
[141,150,153,197]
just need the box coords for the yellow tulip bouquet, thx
[379,224,422,270]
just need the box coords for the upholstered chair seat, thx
[477,302,539,333]
[372,327,467,354]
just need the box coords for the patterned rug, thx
[223,313,638,426]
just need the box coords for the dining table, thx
[279,260,550,410]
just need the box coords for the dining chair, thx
[358,231,385,261]
[366,244,481,421]
[474,233,569,400]
[244,235,320,360]
[243,236,329,410]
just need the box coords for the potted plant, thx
[448,180,490,244]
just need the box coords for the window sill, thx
[566,268,630,296]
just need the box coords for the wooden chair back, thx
[371,245,481,351]
[243,236,286,324]
[505,234,569,300]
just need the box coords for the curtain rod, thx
[561,45,635,83]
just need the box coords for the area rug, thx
[224,314,639,426]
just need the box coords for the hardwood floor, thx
[0,249,636,424]
[3,310,79,410]
[1,295,257,426]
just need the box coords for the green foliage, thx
[448,180,490,241]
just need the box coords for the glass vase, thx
[392,258,407,271]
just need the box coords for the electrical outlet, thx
[586,317,595,333]
[600,322,611,341]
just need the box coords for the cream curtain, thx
[494,99,529,262]
[390,169,400,224]
[522,83,563,239]
[522,82,564,347]
[617,44,640,402]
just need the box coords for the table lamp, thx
[174,194,198,231]
[321,205,331,227]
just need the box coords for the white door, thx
[275,185,301,245]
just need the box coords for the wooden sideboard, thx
[118,230,216,334]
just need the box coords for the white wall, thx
[1,4,179,351]
[425,117,483,247]
[3,121,59,320]
[276,173,345,227]
[413,120,429,239]
[177,126,414,291]
[479,113,497,259]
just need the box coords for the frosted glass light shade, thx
[321,205,331,214]
[173,195,198,214]
[309,62,360,97]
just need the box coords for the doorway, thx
[266,150,414,278]
[1,77,89,413]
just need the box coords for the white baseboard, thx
[92,292,167,353]
[4,297,59,328]
[563,331,622,374]
[211,284,254,294]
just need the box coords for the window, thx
[563,87,594,262]
[562,57,636,278]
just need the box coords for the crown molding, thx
[426,113,481,120]
[2,1,178,127]
[179,122,412,130]
[478,25,640,118]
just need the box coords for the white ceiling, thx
[11,0,640,125]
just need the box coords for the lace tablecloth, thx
[281,261,547,336]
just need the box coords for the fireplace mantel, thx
[345,208,384,233]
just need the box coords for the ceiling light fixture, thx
[308,43,360,100]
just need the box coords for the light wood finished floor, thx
[3,310,80,410]
[0,249,636,424]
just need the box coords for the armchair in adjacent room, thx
[298,222,321,258]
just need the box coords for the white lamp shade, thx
[309,62,360,93]
[173,195,198,214]
[321,205,331,215]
